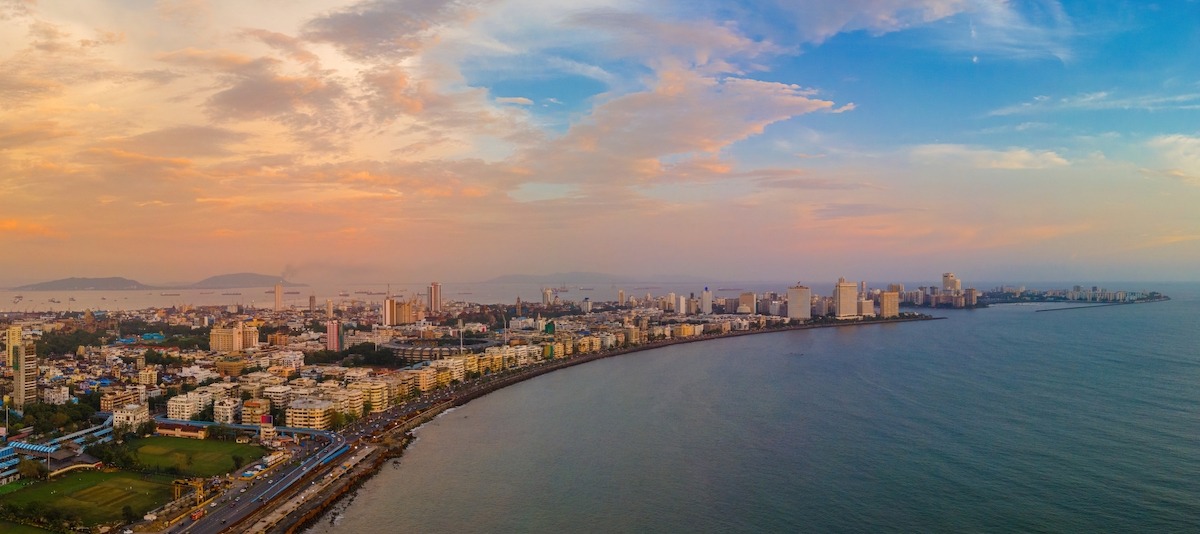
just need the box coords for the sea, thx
[300,282,1200,533]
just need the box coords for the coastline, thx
[1033,296,1171,312]
[275,315,944,534]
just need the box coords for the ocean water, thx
[316,284,1198,532]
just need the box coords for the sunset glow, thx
[2,1,1197,285]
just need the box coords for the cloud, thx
[113,125,250,158]
[496,96,533,105]
[990,91,1200,116]
[0,218,65,240]
[911,144,1069,169]
[1145,134,1200,185]
[300,0,479,61]
[0,120,74,149]
[571,10,783,72]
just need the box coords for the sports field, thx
[135,436,266,476]
[2,471,174,525]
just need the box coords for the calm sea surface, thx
[305,283,1200,533]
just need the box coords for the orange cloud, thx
[0,219,65,239]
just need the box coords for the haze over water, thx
[308,283,1200,533]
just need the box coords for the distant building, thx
[274,282,283,312]
[738,292,756,314]
[834,277,859,319]
[701,287,713,314]
[786,285,812,321]
[879,291,900,318]
[209,322,259,353]
[12,343,36,408]
[5,325,20,367]
[428,282,442,314]
[943,273,962,294]
[325,321,342,351]
[112,403,150,431]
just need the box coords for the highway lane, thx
[170,432,347,534]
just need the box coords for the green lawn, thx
[0,519,53,533]
[2,470,174,526]
[134,436,267,477]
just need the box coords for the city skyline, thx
[2,1,1198,285]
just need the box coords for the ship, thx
[48,298,61,304]
[221,292,242,296]
[578,287,595,291]
[161,293,180,296]
[285,291,300,295]
[338,291,350,297]
[12,295,23,303]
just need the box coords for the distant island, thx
[12,272,306,291]
[186,273,305,290]
[12,277,152,291]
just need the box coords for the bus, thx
[190,509,206,521]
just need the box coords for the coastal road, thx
[169,432,347,534]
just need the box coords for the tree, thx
[17,459,46,480]
[122,505,137,523]
[232,455,245,470]
[362,401,373,415]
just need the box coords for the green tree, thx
[17,459,46,480]
[232,455,245,470]
[122,505,137,523]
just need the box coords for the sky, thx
[1,0,1198,286]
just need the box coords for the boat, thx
[285,291,300,295]
[221,292,242,296]
[11,296,22,303]
[578,287,594,291]
[69,297,76,301]
[161,293,180,296]
[338,291,350,297]
[48,298,61,304]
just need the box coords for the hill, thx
[186,273,306,289]
[13,277,153,291]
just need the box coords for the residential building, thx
[286,398,334,430]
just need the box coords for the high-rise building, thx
[326,321,342,351]
[309,294,316,312]
[13,342,37,408]
[383,297,398,326]
[542,288,553,306]
[274,282,283,312]
[834,277,859,319]
[428,282,442,314]
[678,295,687,315]
[6,325,21,367]
[618,289,626,307]
[880,291,900,318]
[942,273,962,294]
[326,299,334,318]
[786,285,812,321]
[209,322,259,353]
[701,287,713,314]
[738,292,756,314]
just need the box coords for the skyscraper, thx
[542,288,553,306]
[880,291,900,318]
[942,273,962,294]
[309,294,316,312]
[5,325,20,367]
[738,292,756,314]
[618,289,626,307]
[383,297,397,326]
[787,284,812,321]
[428,282,442,314]
[13,342,36,408]
[834,277,859,318]
[701,287,713,314]
[326,320,342,351]
[326,299,334,318]
[274,282,283,312]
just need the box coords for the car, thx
[240,488,247,493]
[210,502,217,507]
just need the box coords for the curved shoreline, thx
[279,315,943,533]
